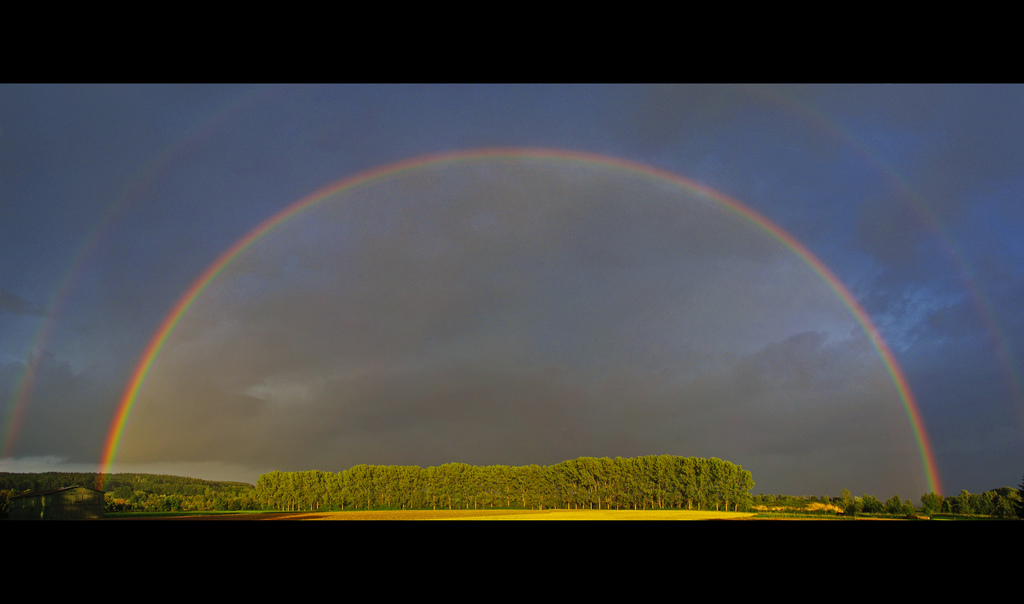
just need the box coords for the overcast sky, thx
[2,84,1021,498]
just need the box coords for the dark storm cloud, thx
[908,86,1024,218]
[0,351,115,462]
[0,288,43,316]
[112,159,925,496]
[4,85,1021,497]
[814,86,1024,271]
[853,194,927,270]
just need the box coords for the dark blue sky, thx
[1,84,1021,498]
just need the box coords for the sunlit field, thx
[144,509,757,520]
[432,509,757,521]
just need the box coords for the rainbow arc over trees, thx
[99,148,942,494]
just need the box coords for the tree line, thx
[917,487,1021,518]
[254,455,755,512]
[0,472,258,515]
[752,485,1023,519]
[0,471,253,497]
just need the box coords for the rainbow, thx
[4,85,283,461]
[766,86,1024,420]
[99,147,942,494]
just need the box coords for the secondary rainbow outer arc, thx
[5,86,284,461]
[765,84,1024,420]
[99,147,942,494]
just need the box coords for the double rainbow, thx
[99,148,942,494]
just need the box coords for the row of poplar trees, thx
[255,455,754,512]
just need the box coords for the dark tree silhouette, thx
[1016,474,1024,519]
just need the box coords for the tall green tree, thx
[838,489,854,514]
[953,490,973,515]
[861,494,883,514]
[920,491,943,514]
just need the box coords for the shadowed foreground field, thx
[157,509,757,520]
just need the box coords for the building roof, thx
[11,485,104,499]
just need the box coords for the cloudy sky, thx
[2,84,1021,498]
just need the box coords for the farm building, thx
[9,485,105,520]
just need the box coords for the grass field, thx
[136,509,758,520]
